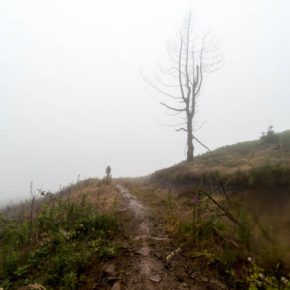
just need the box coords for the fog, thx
[1,0,290,204]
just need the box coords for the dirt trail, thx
[115,184,190,290]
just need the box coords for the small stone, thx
[149,274,162,283]
[190,272,199,280]
[154,252,161,258]
[132,236,146,241]
[210,278,227,289]
[111,281,121,290]
[136,247,150,256]
[151,236,167,241]
[102,263,115,275]
[117,208,127,213]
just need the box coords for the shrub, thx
[260,125,279,145]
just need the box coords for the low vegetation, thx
[152,129,290,189]
[1,129,290,289]
[0,179,119,290]
[123,129,290,289]
[125,181,290,289]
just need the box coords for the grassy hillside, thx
[0,179,120,290]
[125,179,290,289]
[152,129,290,191]
[129,129,290,288]
[1,130,290,289]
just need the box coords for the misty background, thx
[1,0,290,204]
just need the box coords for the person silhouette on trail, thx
[105,165,111,181]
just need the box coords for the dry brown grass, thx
[238,189,290,266]
[5,178,120,290]
[69,179,120,214]
[152,131,290,186]
[125,180,290,271]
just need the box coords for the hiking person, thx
[105,165,111,181]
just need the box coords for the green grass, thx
[0,192,118,290]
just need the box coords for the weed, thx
[0,186,118,290]
[127,181,290,289]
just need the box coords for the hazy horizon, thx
[1,0,290,205]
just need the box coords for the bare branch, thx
[142,73,180,100]
[178,37,186,102]
[200,190,244,230]
[185,16,192,104]
[154,71,180,88]
[194,121,207,131]
[192,135,212,152]
[160,102,186,112]
[193,135,232,206]
[164,110,184,117]
[159,66,187,79]
[195,55,203,96]
[176,128,188,132]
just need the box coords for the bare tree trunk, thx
[187,116,194,161]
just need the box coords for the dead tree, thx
[145,14,221,162]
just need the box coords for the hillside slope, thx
[142,129,290,286]
[151,130,290,190]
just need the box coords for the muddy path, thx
[114,184,191,290]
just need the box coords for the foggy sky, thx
[1,0,290,204]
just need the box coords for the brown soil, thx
[116,184,183,289]
[105,184,211,290]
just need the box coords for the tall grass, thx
[0,188,118,290]
[127,182,290,289]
